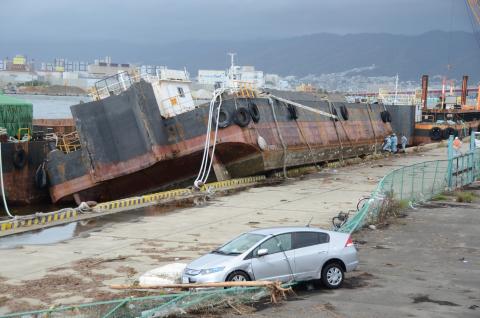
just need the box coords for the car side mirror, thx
[257,248,268,257]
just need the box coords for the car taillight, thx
[345,236,354,247]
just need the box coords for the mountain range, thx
[2,31,480,81]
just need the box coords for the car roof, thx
[247,226,334,236]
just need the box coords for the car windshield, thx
[213,233,266,255]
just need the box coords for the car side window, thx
[318,232,330,244]
[293,232,329,249]
[256,233,292,256]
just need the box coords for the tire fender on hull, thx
[35,162,48,189]
[340,104,349,120]
[248,101,261,123]
[215,109,231,128]
[287,104,298,120]
[380,110,392,123]
[233,107,251,127]
[442,127,457,139]
[331,107,339,122]
[13,148,27,169]
[430,127,442,141]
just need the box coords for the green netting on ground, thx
[0,94,33,137]
[339,147,480,234]
[0,286,274,318]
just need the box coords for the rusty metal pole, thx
[421,75,428,110]
[461,75,468,106]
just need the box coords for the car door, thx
[251,233,295,282]
[292,231,330,281]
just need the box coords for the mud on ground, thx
[235,184,480,318]
[0,145,473,315]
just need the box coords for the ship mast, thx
[228,52,236,70]
[227,52,237,88]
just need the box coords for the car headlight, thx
[184,268,201,276]
[199,267,225,275]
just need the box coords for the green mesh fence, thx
[0,286,275,318]
[0,94,33,137]
[339,146,480,234]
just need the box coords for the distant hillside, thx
[151,31,480,81]
[3,31,480,81]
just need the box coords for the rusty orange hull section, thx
[413,119,480,145]
[46,82,392,203]
[1,141,51,205]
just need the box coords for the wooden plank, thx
[110,281,278,290]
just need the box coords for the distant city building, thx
[197,70,226,86]
[296,83,317,93]
[40,59,88,72]
[264,73,280,88]
[87,56,134,77]
[227,65,265,88]
[139,65,164,76]
[0,55,34,72]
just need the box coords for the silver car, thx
[182,226,358,289]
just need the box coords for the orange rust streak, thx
[49,174,96,203]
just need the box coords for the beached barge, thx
[46,72,392,203]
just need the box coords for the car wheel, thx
[226,271,250,282]
[321,263,344,289]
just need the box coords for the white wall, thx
[151,80,194,118]
[198,70,226,85]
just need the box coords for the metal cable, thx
[327,100,344,163]
[293,111,320,170]
[268,97,289,178]
[333,102,356,155]
[365,103,378,153]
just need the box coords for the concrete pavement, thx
[0,143,461,313]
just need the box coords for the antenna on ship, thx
[227,52,236,69]
[227,52,237,89]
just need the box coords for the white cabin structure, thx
[151,68,195,118]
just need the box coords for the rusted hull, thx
[33,118,76,135]
[0,141,50,205]
[413,119,480,145]
[46,81,392,203]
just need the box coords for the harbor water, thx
[6,94,91,118]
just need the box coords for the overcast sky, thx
[0,0,474,45]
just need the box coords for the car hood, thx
[187,252,239,270]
